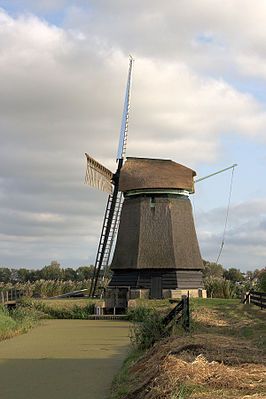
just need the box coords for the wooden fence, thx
[0,289,24,306]
[162,294,190,331]
[243,290,266,309]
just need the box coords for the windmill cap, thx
[119,157,196,193]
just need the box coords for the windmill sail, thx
[89,56,134,297]
[117,55,134,160]
[85,153,113,194]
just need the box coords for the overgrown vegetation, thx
[131,311,166,350]
[202,261,266,298]
[32,298,96,319]
[0,304,40,341]
[0,260,111,298]
[127,303,185,350]
[127,305,155,322]
[110,299,266,399]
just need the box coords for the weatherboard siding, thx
[109,269,203,289]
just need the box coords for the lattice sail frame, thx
[85,153,113,194]
[86,57,134,296]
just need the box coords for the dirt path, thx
[0,319,130,399]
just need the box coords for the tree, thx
[0,267,11,283]
[256,268,266,292]
[223,268,244,283]
[242,269,260,291]
[63,268,77,281]
[17,268,32,283]
[202,260,224,279]
[40,261,63,280]
[76,266,94,281]
[245,269,260,282]
[10,269,20,283]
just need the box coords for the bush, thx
[131,310,166,350]
[204,277,236,298]
[127,306,155,322]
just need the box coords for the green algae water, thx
[0,319,130,399]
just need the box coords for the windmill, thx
[85,57,237,299]
[109,159,236,299]
[85,56,134,297]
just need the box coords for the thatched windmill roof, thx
[119,157,196,193]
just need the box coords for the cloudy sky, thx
[0,1,266,271]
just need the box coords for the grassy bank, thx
[32,298,98,319]
[0,305,40,341]
[110,299,266,399]
[19,297,105,319]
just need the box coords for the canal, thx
[0,319,130,399]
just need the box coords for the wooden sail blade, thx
[85,153,113,193]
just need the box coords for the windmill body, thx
[109,157,204,299]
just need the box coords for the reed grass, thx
[33,300,96,319]
[0,279,91,298]
[0,304,40,341]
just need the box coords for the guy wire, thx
[215,165,236,264]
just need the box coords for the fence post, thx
[181,294,190,332]
[245,291,250,304]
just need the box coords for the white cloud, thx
[0,7,266,269]
[1,9,265,165]
[63,0,266,80]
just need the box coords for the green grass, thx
[110,348,144,399]
[127,305,155,322]
[174,384,195,399]
[0,304,40,341]
[191,299,266,350]
[191,297,238,307]
[132,298,173,307]
[129,298,173,313]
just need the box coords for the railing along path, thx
[0,288,24,306]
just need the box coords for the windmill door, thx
[151,275,162,299]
